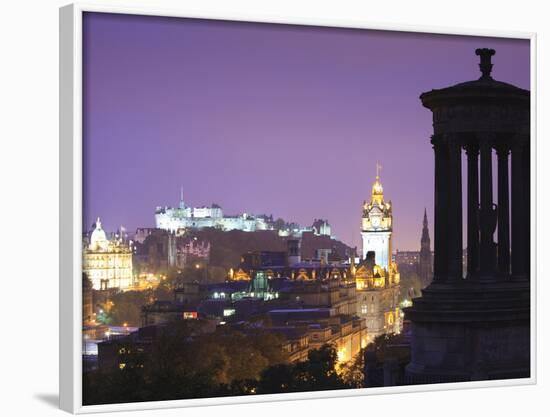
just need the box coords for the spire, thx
[179,186,185,209]
[371,163,384,204]
[421,209,430,246]
[423,208,428,227]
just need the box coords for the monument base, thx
[404,280,530,384]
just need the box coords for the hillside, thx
[184,228,355,269]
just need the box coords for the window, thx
[361,304,368,314]
[223,308,235,317]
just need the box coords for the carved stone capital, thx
[495,144,511,157]
[464,142,480,156]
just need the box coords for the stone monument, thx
[405,49,530,383]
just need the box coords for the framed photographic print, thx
[59,2,536,413]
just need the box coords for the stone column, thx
[465,143,480,279]
[511,142,526,278]
[479,141,496,277]
[496,145,510,277]
[447,140,463,281]
[432,136,448,282]
[522,140,530,277]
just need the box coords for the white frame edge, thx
[59,2,538,414]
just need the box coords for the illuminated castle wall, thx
[83,218,133,291]
[155,189,270,233]
[155,189,333,237]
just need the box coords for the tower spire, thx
[421,209,430,241]
[419,209,433,286]
[371,163,384,205]
[179,186,185,209]
[423,208,428,227]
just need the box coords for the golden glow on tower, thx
[362,173,392,233]
[371,175,384,205]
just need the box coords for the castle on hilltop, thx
[154,188,333,238]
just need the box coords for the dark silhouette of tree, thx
[108,290,150,327]
[257,363,296,393]
[257,344,348,394]
[84,334,357,405]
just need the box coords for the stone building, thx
[361,169,393,266]
[266,308,368,363]
[356,174,401,343]
[155,189,270,233]
[155,189,334,238]
[405,49,530,383]
[83,218,133,290]
[134,229,177,272]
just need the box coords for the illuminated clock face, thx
[371,216,381,227]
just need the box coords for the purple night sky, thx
[83,12,529,250]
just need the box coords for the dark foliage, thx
[83,331,356,405]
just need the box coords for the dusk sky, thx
[83,12,529,251]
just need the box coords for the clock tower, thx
[361,169,393,269]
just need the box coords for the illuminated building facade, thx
[356,174,401,342]
[83,218,134,290]
[267,308,368,364]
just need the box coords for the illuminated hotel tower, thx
[361,166,393,268]
[356,165,400,341]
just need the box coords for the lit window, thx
[119,363,126,370]
[361,304,368,314]
[223,308,235,317]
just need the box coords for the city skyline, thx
[83,12,529,250]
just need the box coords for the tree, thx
[257,363,296,393]
[340,348,365,388]
[257,344,349,394]
[108,290,150,327]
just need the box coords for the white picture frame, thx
[59,2,537,413]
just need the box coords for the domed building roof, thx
[90,217,108,250]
